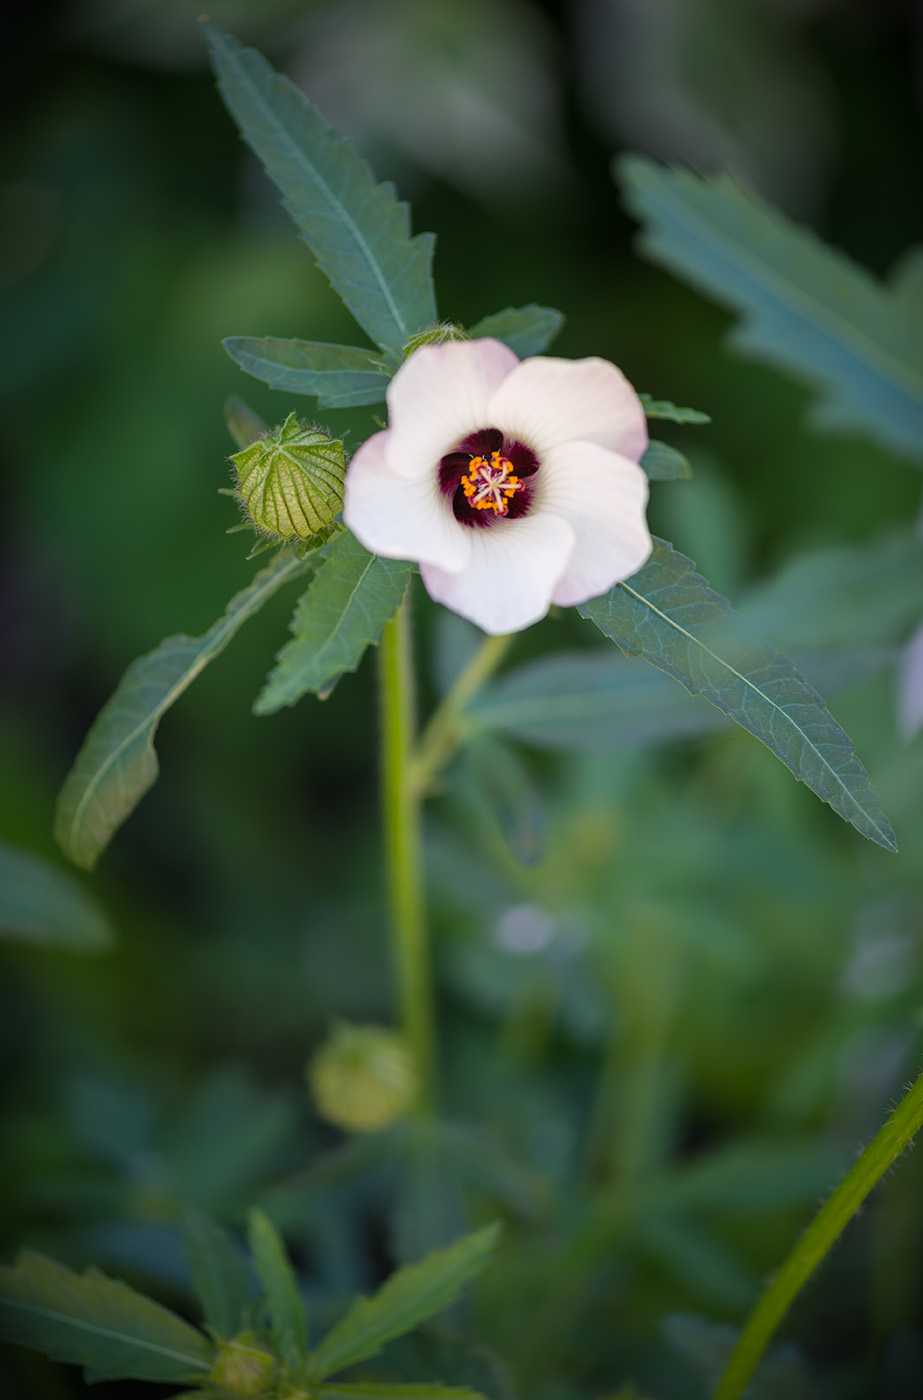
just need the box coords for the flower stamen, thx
[460,451,525,516]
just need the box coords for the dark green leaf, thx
[579,540,897,850]
[463,736,544,866]
[223,338,388,407]
[468,305,565,359]
[471,651,721,751]
[665,1315,814,1400]
[619,156,923,462]
[740,531,923,651]
[181,1207,252,1341]
[247,1210,308,1370]
[317,1387,486,1400]
[255,532,413,712]
[640,440,692,480]
[639,394,711,424]
[225,395,268,449]
[0,840,113,951]
[306,1223,501,1381]
[0,1250,214,1384]
[203,22,436,359]
[471,648,888,755]
[55,549,315,869]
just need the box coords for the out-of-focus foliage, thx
[4,2,923,1400]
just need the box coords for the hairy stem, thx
[712,1067,923,1400]
[380,594,434,1112]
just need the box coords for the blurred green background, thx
[3,2,923,1397]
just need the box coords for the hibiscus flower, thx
[343,337,652,634]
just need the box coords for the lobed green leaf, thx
[255,531,413,712]
[579,540,897,850]
[181,1207,252,1342]
[468,305,565,359]
[619,157,923,462]
[0,1250,214,1384]
[0,840,114,951]
[247,1210,308,1370]
[223,338,388,407]
[54,549,315,869]
[203,21,436,359]
[306,1222,501,1381]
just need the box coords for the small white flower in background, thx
[897,619,923,742]
[343,337,653,634]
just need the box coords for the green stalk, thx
[411,632,513,794]
[712,1067,923,1400]
[379,594,434,1113]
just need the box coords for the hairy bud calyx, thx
[231,413,346,545]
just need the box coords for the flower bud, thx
[308,1023,418,1133]
[209,1333,275,1397]
[230,412,346,544]
[402,322,468,360]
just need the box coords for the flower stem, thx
[712,1067,923,1400]
[379,593,434,1113]
[412,632,513,794]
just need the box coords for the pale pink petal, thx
[420,512,575,635]
[384,338,521,480]
[488,356,648,462]
[343,431,471,571]
[536,441,652,607]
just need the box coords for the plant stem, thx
[712,1067,923,1400]
[379,593,434,1112]
[411,632,513,794]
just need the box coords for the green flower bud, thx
[230,412,346,545]
[308,1023,418,1133]
[209,1333,275,1397]
[402,322,468,360]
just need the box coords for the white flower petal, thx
[420,512,575,635]
[488,356,648,461]
[343,431,471,571]
[384,338,520,479]
[537,440,652,607]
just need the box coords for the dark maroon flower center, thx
[438,428,539,529]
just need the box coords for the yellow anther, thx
[459,449,524,517]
